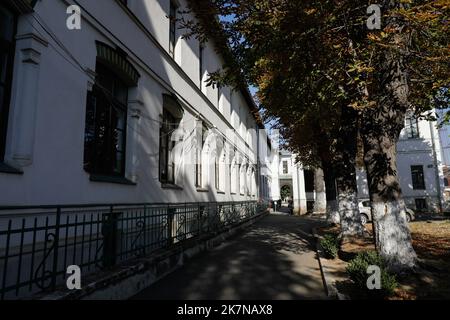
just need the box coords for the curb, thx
[312,227,350,300]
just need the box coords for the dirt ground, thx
[317,220,450,299]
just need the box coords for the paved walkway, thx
[131,213,327,300]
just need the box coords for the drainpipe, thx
[429,121,444,214]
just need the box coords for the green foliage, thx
[346,251,398,298]
[320,234,339,259]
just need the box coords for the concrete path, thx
[131,213,327,300]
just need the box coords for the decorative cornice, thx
[15,32,49,47]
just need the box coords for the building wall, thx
[356,117,446,213]
[0,0,271,206]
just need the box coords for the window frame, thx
[0,4,17,161]
[415,198,427,211]
[169,1,178,58]
[405,114,420,139]
[159,108,178,184]
[83,62,129,177]
[282,161,288,174]
[411,165,426,190]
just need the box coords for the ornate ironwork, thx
[34,233,56,290]
[130,220,146,258]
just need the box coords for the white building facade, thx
[357,112,446,213]
[0,0,272,206]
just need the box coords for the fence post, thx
[197,203,202,236]
[102,206,118,268]
[167,206,174,245]
[51,207,61,290]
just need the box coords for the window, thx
[0,4,16,161]
[195,124,208,187]
[217,87,221,112]
[411,165,425,190]
[304,170,315,192]
[159,96,182,184]
[415,198,427,211]
[230,163,237,194]
[169,1,178,58]
[199,42,204,89]
[306,201,315,213]
[215,156,219,190]
[239,164,246,195]
[84,63,129,176]
[405,113,419,139]
[84,42,139,179]
[282,161,288,174]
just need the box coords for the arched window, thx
[195,123,208,188]
[230,161,237,194]
[84,42,140,177]
[251,168,256,197]
[239,163,246,195]
[159,94,183,184]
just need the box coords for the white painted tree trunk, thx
[323,165,340,224]
[326,199,340,224]
[314,168,327,213]
[337,188,363,236]
[371,200,417,272]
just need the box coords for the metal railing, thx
[0,201,268,300]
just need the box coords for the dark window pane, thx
[304,170,315,192]
[0,52,8,83]
[0,7,15,42]
[0,4,15,161]
[411,165,425,190]
[83,61,129,176]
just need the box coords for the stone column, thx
[292,164,307,215]
[7,31,48,168]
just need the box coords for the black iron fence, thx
[0,201,267,300]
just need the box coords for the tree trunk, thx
[335,161,364,237]
[358,0,418,273]
[362,129,417,272]
[335,107,364,237]
[313,168,327,213]
[323,165,340,224]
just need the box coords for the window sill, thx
[161,183,183,190]
[0,162,23,175]
[217,190,225,194]
[89,174,136,186]
[230,192,237,195]
[196,187,209,193]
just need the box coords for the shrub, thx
[346,251,398,298]
[320,234,339,259]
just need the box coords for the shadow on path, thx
[131,214,327,300]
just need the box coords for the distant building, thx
[271,112,447,214]
[357,111,446,213]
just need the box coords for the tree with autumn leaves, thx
[183,0,449,272]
